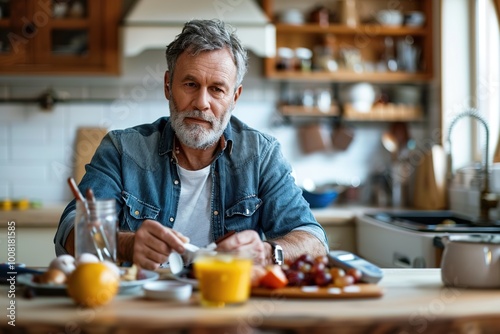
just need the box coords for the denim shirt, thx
[54,116,328,255]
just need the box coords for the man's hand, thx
[216,230,327,267]
[215,230,268,265]
[124,219,189,270]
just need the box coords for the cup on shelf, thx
[404,11,426,27]
[376,10,404,26]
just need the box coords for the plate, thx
[17,269,159,296]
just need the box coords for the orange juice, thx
[194,252,253,307]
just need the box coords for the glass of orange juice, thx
[193,251,253,308]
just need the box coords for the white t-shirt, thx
[172,164,212,247]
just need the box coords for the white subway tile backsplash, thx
[67,103,106,127]
[0,145,8,161]
[13,183,70,205]
[0,104,27,122]
[0,165,46,182]
[0,183,8,198]
[11,145,64,162]
[11,124,49,143]
[0,124,8,143]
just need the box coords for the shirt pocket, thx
[224,195,262,231]
[121,191,160,231]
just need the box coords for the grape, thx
[275,253,362,289]
[334,275,355,287]
[314,255,329,265]
[329,267,346,279]
[298,253,315,265]
[314,270,333,287]
[311,261,326,274]
[346,268,362,282]
[286,270,305,286]
[290,259,305,271]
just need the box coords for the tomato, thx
[259,265,289,289]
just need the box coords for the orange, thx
[66,262,119,307]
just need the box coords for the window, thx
[475,0,500,162]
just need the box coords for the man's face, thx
[165,48,242,150]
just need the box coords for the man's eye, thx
[185,82,197,88]
[212,87,224,93]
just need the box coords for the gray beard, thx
[169,98,233,150]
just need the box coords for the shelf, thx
[276,23,428,36]
[280,104,340,117]
[343,103,423,121]
[267,70,433,83]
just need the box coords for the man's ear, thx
[233,85,242,105]
[164,71,171,100]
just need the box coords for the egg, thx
[76,253,100,266]
[48,254,76,276]
[102,260,121,279]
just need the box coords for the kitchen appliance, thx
[356,210,500,268]
[122,0,275,57]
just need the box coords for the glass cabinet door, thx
[34,0,102,66]
[0,0,30,66]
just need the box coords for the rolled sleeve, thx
[54,209,76,256]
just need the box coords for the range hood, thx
[122,0,276,58]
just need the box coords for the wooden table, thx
[3,269,500,333]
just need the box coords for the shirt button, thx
[214,211,219,216]
[134,210,140,216]
[174,180,179,185]
[169,217,174,222]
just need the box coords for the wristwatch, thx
[266,240,284,266]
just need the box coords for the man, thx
[55,19,328,270]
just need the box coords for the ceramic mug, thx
[440,235,500,288]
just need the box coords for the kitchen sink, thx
[366,210,500,233]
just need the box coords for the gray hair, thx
[165,19,248,90]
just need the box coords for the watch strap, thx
[265,240,284,265]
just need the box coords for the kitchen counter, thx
[0,205,66,227]
[1,204,367,227]
[3,269,500,333]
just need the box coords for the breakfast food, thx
[33,268,67,285]
[48,254,76,276]
[66,262,119,307]
[254,253,362,289]
[75,253,100,266]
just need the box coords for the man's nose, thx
[192,89,210,111]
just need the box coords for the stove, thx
[356,210,500,268]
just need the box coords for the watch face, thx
[275,246,284,265]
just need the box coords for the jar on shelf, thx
[276,47,295,71]
[295,47,313,72]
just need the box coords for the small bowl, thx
[143,281,192,301]
[301,188,338,208]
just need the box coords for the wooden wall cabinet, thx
[0,0,121,75]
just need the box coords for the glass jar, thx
[74,199,117,262]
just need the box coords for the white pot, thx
[441,235,500,288]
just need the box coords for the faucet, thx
[446,108,499,223]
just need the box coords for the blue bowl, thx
[301,188,338,208]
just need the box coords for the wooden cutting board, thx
[74,127,108,183]
[251,284,383,299]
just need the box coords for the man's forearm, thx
[64,228,75,256]
[270,230,327,264]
